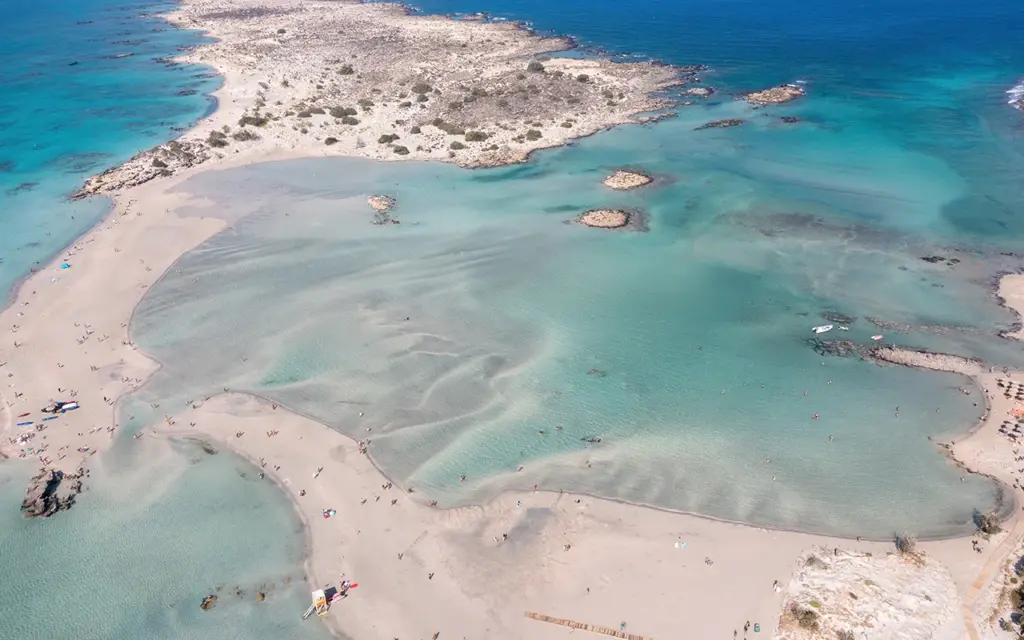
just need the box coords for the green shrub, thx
[324,137,338,146]
[308,107,325,115]
[238,114,268,127]
[358,98,374,108]
[337,64,354,75]
[152,158,167,168]
[790,604,819,630]
[232,129,260,141]
[410,126,421,134]
[416,94,429,103]
[207,131,228,147]
[895,533,917,554]
[341,116,359,125]
[378,134,400,144]
[411,82,433,94]
[464,131,488,142]
[576,74,590,83]
[392,145,410,155]
[525,129,542,141]
[399,101,412,108]
[297,110,312,118]
[449,141,466,150]
[329,106,357,118]
[526,60,544,72]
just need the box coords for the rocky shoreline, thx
[73,0,696,198]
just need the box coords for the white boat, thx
[838,326,849,331]
[871,334,884,341]
[812,324,834,334]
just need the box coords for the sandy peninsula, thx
[3,0,1024,638]
[74,0,688,198]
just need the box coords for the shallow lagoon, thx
[130,98,1022,536]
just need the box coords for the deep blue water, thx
[419,0,1024,241]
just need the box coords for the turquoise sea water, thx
[0,1,328,639]
[3,0,1024,636]
[0,0,218,298]
[0,439,326,640]
[124,0,1024,540]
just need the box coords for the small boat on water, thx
[838,326,849,331]
[871,334,884,341]
[812,324,834,334]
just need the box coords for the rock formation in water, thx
[200,594,218,611]
[695,118,745,130]
[683,86,714,97]
[367,195,399,225]
[573,208,649,231]
[601,170,653,190]
[20,468,85,518]
[743,84,805,106]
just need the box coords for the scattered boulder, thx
[200,594,218,611]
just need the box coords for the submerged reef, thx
[695,118,745,130]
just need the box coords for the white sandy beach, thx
[4,0,1024,638]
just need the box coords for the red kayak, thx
[17,413,30,418]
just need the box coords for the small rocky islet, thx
[573,208,647,232]
[601,169,653,190]
[742,84,806,106]
[695,118,745,131]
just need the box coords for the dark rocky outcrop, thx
[694,118,745,130]
[200,594,218,611]
[21,468,85,518]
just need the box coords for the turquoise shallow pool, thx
[128,120,1017,536]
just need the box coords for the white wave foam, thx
[1007,79,1024,109]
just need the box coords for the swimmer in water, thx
[829,434,834,442]
[813,413,820,420]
